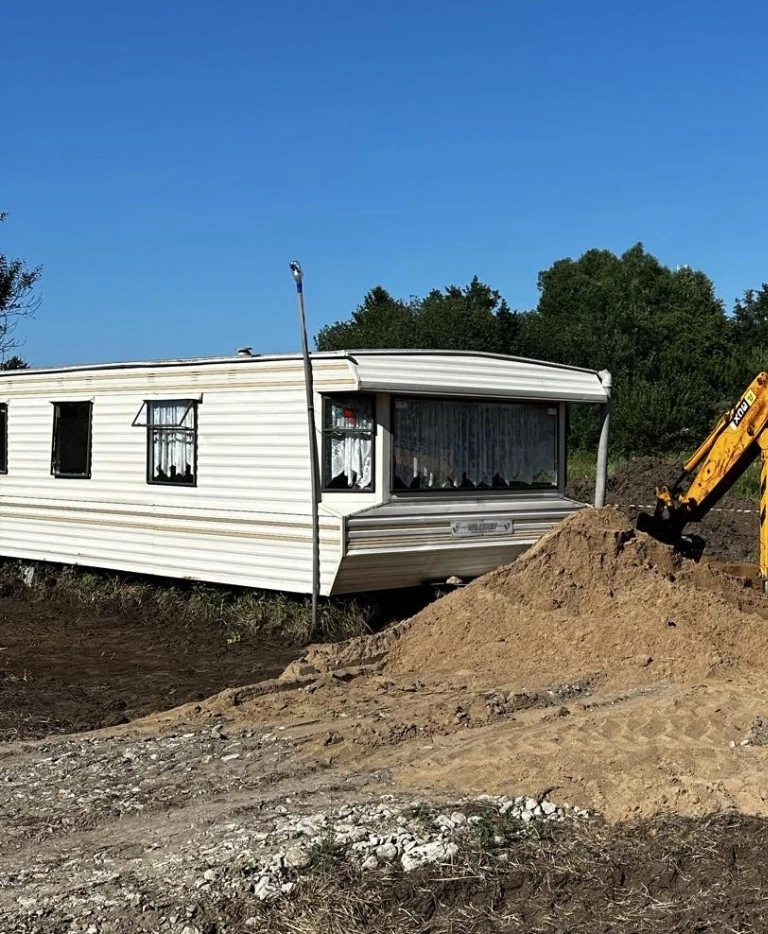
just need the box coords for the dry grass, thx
[0,562,372,645]
[196,813,768,934]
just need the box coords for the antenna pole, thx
[290,261,320,633]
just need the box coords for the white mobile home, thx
[0,351,609,595]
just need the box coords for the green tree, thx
[0,213,40,361]
[316,287,412,350]
[316,277,522,355]
[732,285,768,348]
[522,244,733,453]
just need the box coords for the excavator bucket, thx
[635,509,681,544]
[636,509,705,560]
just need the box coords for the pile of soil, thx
[567,455,759,564]
[294,506,768,692]
[256,510,768,819]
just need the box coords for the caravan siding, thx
[0,357,357,594]
[0,351,608,595]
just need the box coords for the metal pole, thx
[290,261,320,631]
[595,369,612,508]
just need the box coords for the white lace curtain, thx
[393,399,557,490]
[326,398,374,490]
[150,401,195,482]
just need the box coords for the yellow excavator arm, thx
[637,372,768,587]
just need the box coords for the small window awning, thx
[132,398,198,428]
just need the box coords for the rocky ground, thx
[0,713,585,933]
[7,489,768,931]
[4,713,768,934]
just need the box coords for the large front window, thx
[392,397,557,492]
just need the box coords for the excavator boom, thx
[637,372,768,586]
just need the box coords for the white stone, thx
[284,846,311,870]
[541,800,557,816]
[361,855,379,870]
[401,841,459,872]
[375,842,398,861]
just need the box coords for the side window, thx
[51,401,92,478]
[146,400,197,485]
[0,403,6,474]
[322,395,375,491]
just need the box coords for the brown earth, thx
[232,813,768,934]
[0,596,299,741]
[568,454,760,563]
[6,505,768,930]
[161,506,768,821]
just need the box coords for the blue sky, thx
[3,0,768,366]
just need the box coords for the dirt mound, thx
[197,507,768,822]
[386,507,768,689]
[567,455,760,564]
[292,507,768,693]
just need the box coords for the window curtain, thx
[393,399,557,490]
[150,402,194,480]
[327,399,373,489]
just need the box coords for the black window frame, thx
[145,399,198,487]
[390,394,560,495]
[0,403,7,475]
[51,400,93,479]
[321,393,376,493]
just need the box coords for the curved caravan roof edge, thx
[0,350,608,403]
[345,352,608,404]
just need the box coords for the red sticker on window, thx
[343,407,355,420]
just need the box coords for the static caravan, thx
[0,351,610,595]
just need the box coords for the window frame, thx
[0,403,7,475]
[321,393,377,493]
[145,398,199,488]
[389,394,560,496]
[51,400,93,480]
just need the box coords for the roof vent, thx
[236,347,253,357]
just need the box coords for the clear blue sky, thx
[4,0,768,366]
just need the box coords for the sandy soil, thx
[568,454,760,563]
[175,507,768,821]
[6,502,768,929]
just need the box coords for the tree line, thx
[4,214,766,455]
[316,244,768,455]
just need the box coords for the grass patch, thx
[308,826,346,870]
[464,803,552,850]
[731,459,761,499]
[0,563,372,645]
